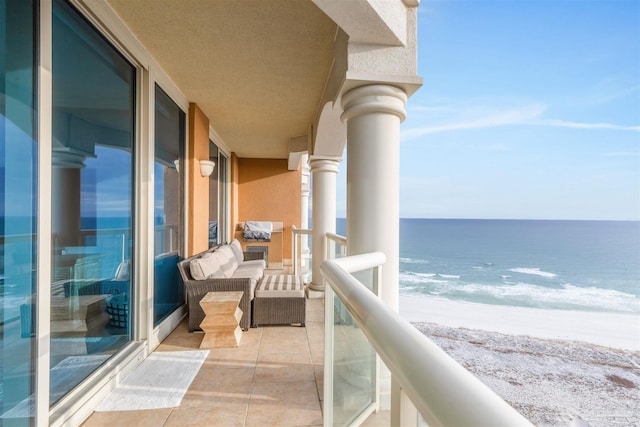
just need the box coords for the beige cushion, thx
[190,252,224,280]
[189,258,206,280]
[206,265,225,279]
[229,239,244,263]
[215,246,238,278]
[255,275,305,298]
[241,259,267,270]
[231,264,263,282]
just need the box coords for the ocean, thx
[338,219,640,314]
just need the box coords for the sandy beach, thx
[400,295,640,351]
[400,295,640,426]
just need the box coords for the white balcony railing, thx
[325,232,347,260]
[321,252,533,427]
[292,226,312,281]
[292,228,347,276]
[323,251,383,426]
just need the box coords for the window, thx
[0,0,37,422]
[208,142,219,246]
[209,143,228,246]
[153,85,184,325]
[50,0,135,404]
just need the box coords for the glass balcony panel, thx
[331,266,377,426]
[292,228,312,283]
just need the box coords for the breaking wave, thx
[509,267,557,278]
[400,257,430,265]
[399,274,639,313]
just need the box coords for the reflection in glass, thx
[50,0,135,405]
[153,85,184,326]
[208,142,219,247]
[218,153,228,243]
[0,0,37,422]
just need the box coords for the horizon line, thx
[336,217,640,222]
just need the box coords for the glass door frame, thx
[209,129,230,244]
[34,0,191,423]
[36,0,53,423]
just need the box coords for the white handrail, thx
[325,232,346,246]
[330,252,385,273]
[325,233,347,260]
[291,225,312,236]
[321,254,533,427]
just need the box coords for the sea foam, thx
[399,271,448,284]
[509,267,557,278]
[399,278,640,313]
[400,257,430,265]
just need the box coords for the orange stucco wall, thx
[187,103,210,256]
[235,158,301,264]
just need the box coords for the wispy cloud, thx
[402,104,546,140]
[536,119,640,132]
[586,75,640,106]
[402,101,640,141]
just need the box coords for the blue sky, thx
[337,0,640,220]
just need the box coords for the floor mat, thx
[95,350,208,411]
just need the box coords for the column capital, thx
[309,156,341,174]
[341,84,408,123]
[402,0,420,8]
[52,147,94,168]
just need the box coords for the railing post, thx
[292,225,298,276]
[392,377,420,427]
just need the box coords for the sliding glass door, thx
[0,0,37,423]
[209,143,228,246]
[153,85,184,326]
[50,0,135,404]
[218,153,228,243]
[208,142,219,246]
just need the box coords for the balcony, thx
[79,231,529,427]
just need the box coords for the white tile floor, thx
[83,299,325,427]
[83,297,389,426]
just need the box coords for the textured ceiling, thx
[107,0,337,159]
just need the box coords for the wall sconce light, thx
[173,159,180,173]
[200,159,215,177]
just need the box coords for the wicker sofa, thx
[177,239,266,332]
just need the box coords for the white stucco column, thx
[309,156,341,292]
[342,84,407,311]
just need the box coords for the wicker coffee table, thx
[199,291,243,348]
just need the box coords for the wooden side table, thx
[199,291,243,348]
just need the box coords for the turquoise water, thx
[338,219,640,314]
